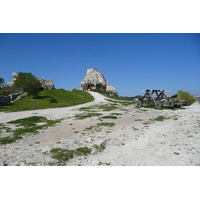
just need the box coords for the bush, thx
[49,97,58,103]
[178,90,195,103]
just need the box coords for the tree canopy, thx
[178,90,195,102]
[14,72,42,97]
[0,77,4,84]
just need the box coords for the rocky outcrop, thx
[81,68,108,90]
[80,68,117,95]
[37,78,55,90]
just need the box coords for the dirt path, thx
[0,92,200,166]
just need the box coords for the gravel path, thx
[0,92,200,166]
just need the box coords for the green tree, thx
[0,77,4,84]
[178,90,195,103]
[14,72,42,97]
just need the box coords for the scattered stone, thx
[94,139,107,146]
[0,162,7,166]
[26,157,40,164]
[85,137,94,143]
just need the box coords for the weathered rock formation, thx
[37,78,55,90]
[80,68,117,95]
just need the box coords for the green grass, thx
[97,122,115,127]
[93,144,106,152]
[0,116,62,145]
[81,104,119,112]
[75,112,102,120]
[153,116,167,121]
[83,126,95,131]
[50,147,91,161]
[100,116,118,119]
[110,113,122,116]
[135,119,143,121]
[0,89,94,112]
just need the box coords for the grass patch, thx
[8,116,46,127]
[50,147,91,161]
[74,131,79,133]
[83,126,95,131]
[93,104,119,111]
[0,116,61,145]
[79,107,94,111]
[93,144,106,152]
[110,113,122,116]
[142,121,152,125]
[100,116,118,119]
[75,113,102,120]
[0,89,94,112]
[97,122,115,127]
[153,116,167,121]
[135,119,143,121]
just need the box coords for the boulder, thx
[106,85,116,95]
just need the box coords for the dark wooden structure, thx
[136,89,182,108]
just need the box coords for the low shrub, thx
[49,97,58,103]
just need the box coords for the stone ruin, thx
[6,73,55,90]
[0,73,55,105]
[80,68,117,95]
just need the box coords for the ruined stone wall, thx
[0,96,11,105]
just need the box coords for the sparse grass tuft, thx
[110,113,122,116]
[100,116,118,119]
[135,119,143,121]
[153,116,167,121]
[50,147,91,161]
[97,122,115,127]
[93,144,106,152]
[75,113,102,120]
[0,116,61,145]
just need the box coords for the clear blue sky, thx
[0,33,200,96]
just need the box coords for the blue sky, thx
[0,33,200,96]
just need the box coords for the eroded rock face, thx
[37,78,55,90]
[81,68,108,90]
[80,68,117,95]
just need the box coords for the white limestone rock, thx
[80,68,117,95]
